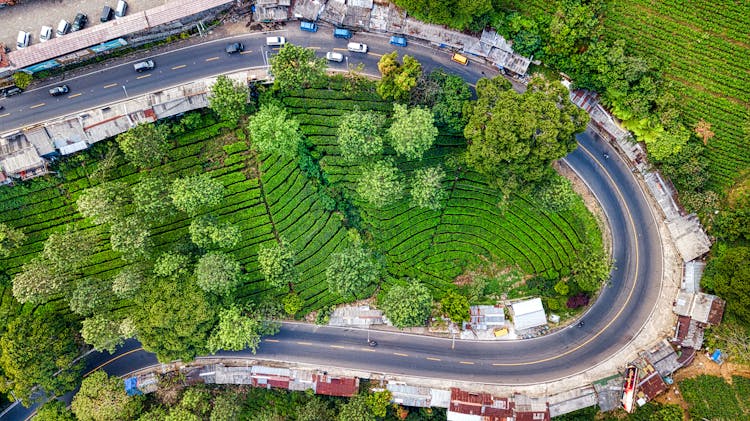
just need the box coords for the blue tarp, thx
[89,38,127,53]
[23,59,61,74]
[124,377,142,396]
[710,349,725,364]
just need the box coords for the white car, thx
[40,26,53,42]
[326,52,344,62]
[266,36,286,46]
[347,42,368,53]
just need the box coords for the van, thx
[347,42,367,53]
[101,6,114,22]
[325,52,344,62]
[333,28,352,39]
[57,19,70,36]
[16,31,30,49]
[300,21,317,32]
[72,13,88,31]
[266,36,286,46]
[389,36,407,47]
[133,60,155,72]
[40,26,53,42]
[451,53,469,66]
[115,0,128,18]
[225,42,244,54]
[3,87,23,97]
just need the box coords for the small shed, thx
[511,298,547,331]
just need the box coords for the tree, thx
[429,70,472,132]
[69,278,112,316]
[282,292,304,316]
[42,227,96,274]
[536,176,578,211]
[297,397,336,421]
[76,182,131,225]
[210,391,243,421]
[247,104,303,158]
[0,223,25,257]
[377,52,422,101]
[35,400,76,421]
[410,165,446,210]
[387,104,438,160]
[269,43,327,91]
[257,239,297,289]
[110,216,152,259]
[440,292,470,324]
[209,75,249,123]
[702,246,750,323]
[71,370,144,421]
[134,277,217,362]
[171,174,225,216]
[326,246,380,298]
[112,265,147,298]
[464,76,588,190]
[208,304,279,353]
[116,123,170,169]
[194,252,242,296]
[190,215,240,249]
[81,314,125,353]
[165,407,202,421]
[356,159,404,207]
[12,71,32,89]
[337,394,373,421]
[572,246,611,292]
[380,282,433,328]
[11,258,65,304]
[0,312,83,405]
[544,0,603,66]
[133,175,175,221]
[366,390,393,418]
[337,110,385,163]
[154,252,192,279]
[179,388,211,418]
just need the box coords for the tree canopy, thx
[0,223,25,258]
[356,159,404,207]
[326,246,380,298]
[35,400,76,421]
[464,76,588,191]
[71,370,144,421]
[336,110,385,163]
[257,239,297,289]
[410,165,446,210]
[76,182,130,225]
[190,215,240,249]
[377,52,422,101]
[429,70,472,132]
[247,104,303,157]
[132,175,174,221]
[209,75,249,123]
[387,104,438,160]
[379,282,433,328]
[194,252,242,296]
[208,305,280,353]
[116,123,170,169]
[440,292,470,324]
[170,174,225,216]
[270,43,327,91]
[702,246,750,324]
[81,314,125,354]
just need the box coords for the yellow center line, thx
[459,361,475,365]
[296,341,313,346]
[367,52,383,57]
[172,64,187,70]
[330,345,347,349]
[136,74,152,79]
[68,93,82,98]
[0,113,9,118]
[29,103,45,109]
[103,83,118,89]
[426,357,441,361]
[239,50,254,55]
[333,47,348,52]
[393,352,409,357]
[360,348,376,352]
[205,56,220,61]
[307,46,321,50]
[85,347,144,376]
[264,339,280,343]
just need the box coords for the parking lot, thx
[1,0,168,52]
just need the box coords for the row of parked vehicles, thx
[16,1,128,50]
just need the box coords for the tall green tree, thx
[110,215,152,259]
[297,397,336,421]
[387,104,438,160]
[326,246,380,298]
[440,292,470,324]
[11,258,65,304]
[116,123,170,169]
[154,252,192,279]
[69,278,112,317]
[209,75,249,123]
[132,175,175,221]
[380,282,433,328]
[429,70,472,132]
[702,246,750,323]
[337,394,373,421]
[0,312,83,405]
[171,174,225,216]
[377,52,422,101]
[337,110,385,163]
[210,391,243,421]
[35,400,76,421]
[464,76,588,191]
[0,223,25,257]
[269,43,327,91]
[247,104,303,157]
[81,314,125,354]
[410,165,446,210]
[134,277,217,362]
[257,239,297,289]
[356,159,404,207]
[112,265,147,298]
[208,304,280,353]
[76,182,131,225]
[71,370,144,421]
[42,227,97,274]
[189,215,240,249]
[571,245,611,292]
[194,252,242,296]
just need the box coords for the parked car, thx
[389,36,407,47]
[16,31,30,49]
[71,13,88,31]
[225,42,244,54]
[300,21,317,32]
[101,6,114,22]
[325,51,344,62]
[265,36,285,46]
[49,85,70,96]
[115,0,128,18]
[40,26,53,42]
[451,52,469,66]
[133,60,155,72]
[347,42,367,53]
[3,87,23,97]
[57,19,71,36]
[333,28,352,39]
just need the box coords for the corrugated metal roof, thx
[511,298,547,331]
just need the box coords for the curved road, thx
[0,24,663,420]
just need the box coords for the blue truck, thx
[300,21,318,32]
[333,28,353,39]
[389,36,407,47]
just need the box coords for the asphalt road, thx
[0,24,663,420]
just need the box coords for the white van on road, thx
[347,42,368,53]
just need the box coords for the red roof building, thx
[449,388,493,415]
[313,373,359,397]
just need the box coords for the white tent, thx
[512,298,547,331]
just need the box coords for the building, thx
[467,305,506,331]
[673,291,725,325]
[511,298,547,331]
